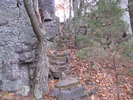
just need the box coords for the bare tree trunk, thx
[23,0,49,99]
[128,0,133,33]
[69,0,72,19]
[78,0,84,16]
[72,0,79,17]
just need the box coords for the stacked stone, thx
[48,36,87,100]
[49,51,72,79]
[57,34,72,51]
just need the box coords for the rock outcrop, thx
[39,0,60,49]
[0,0,36,96]
[0,0,60,97]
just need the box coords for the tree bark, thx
[78,0,84,16]
[128,0,133,33]
[23,0,49,99]
[69,0,71,20]
[72,0,79,17]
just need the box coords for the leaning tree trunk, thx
[23,0,50,99]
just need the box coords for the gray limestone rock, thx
[14,43,37,53]
[43,10,53,21]
[0,80,2,86]
[58,66,67,71]
[74,98,81,100]
[0,79,24,92]
[64,51,70,56]
[51,88,60,97]
[39,0,55,15]
[57,53,65,57]
[66,56,73,63]
[38,0,60,49]
[0,0,60,98]
[60,74,78,80]
[0,42,5,46]
[51,66,56,72]
[56,78,79,88]
[50,61,58,65]
[90,90,97,95]
[0,65,30,96]
[57,45,64,51]
[15,66,30,96]
[49,54,56,58]
[53,51,57,54]
[56,86,87,100]
[51,56,66,62]
[58,62,68,65]
[51,61,67,65]
[52,71,62,78]
[19,50,35,63]
[15,85,30,97]
[95,87,101,92]
[2,64,20,81]
[0,0,35,95]
[64,70,70,76]
[68,65,72,70]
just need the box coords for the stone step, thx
[48,51,70,58]
[60,74,78,80]
[51,65,71,79]
[56,51,70,57]
[55,78,79,88]
[58,40,70,44]
[49,56,66,62]
[50,61,67,65]
[49,55,72,63]
[66,55,73,63]
[57,46,64,51]
[56,85,87,100]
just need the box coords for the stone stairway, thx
[48,34,88,100]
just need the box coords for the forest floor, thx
[0,36,133,100]
[0,33,133,100]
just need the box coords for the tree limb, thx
[23,0,45,42]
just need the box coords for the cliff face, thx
[0,0,60,96]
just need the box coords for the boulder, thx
[56,78,79,88]
[38,0,60,49]
[39,0,55,15]
[0,66,30,96]
[56,85,87,100]
[58,66,67,71]
[51,88,60,96]
[64,51,70,56]
[66,56,73,63]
